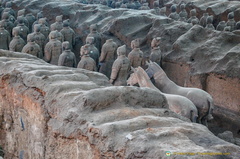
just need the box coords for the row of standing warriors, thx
[166,4,240,32]
[0,1,160,86]
[79,0,240,32]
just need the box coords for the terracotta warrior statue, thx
[159,7,166,17]
[86,24,102,53]
[187,9,199,24]
[179,3,188,22]
[9,27,26,52]
[153,1,160,15]
[29,24,46,55]
[168,5,179,21]
[235,21,240,30]
[205,16,215,30]
[216,21,226,31]
[0,20,11,50]
[15,9,29,28]
[60,19,75,50]
[50,15,63,32]
[47,26,64,42]
[4,9,15,24]
[110,45,131,86]
[1,12,14,37]
[25,13,36,33]
[77,44,97,71]
[32,11,49,32]
[44,31,62,65]
[128,38,143,68]
[99,39,118,78]
[226,12,236,32]
[14,16,29,43]
[58,41,76,67]
[22,34,42,58]
[3,1,15,18]
[38,18,50,40]
[224,26,231,32]
[199,13,209,28]
[150,37,162,66]
[86,36,99,68]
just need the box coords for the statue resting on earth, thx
[145,61,214,126]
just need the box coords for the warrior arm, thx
[58,54,65,66]
[127,53,134,67]
[7,33,11,49]
[72,30,76,46]
[36,45,43,59]
[73,54,77,68]
[99,46,107,62]
[44,43,52,63]
[9,41,16,51]
[110,60,121,82]
[21,45,29,53]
